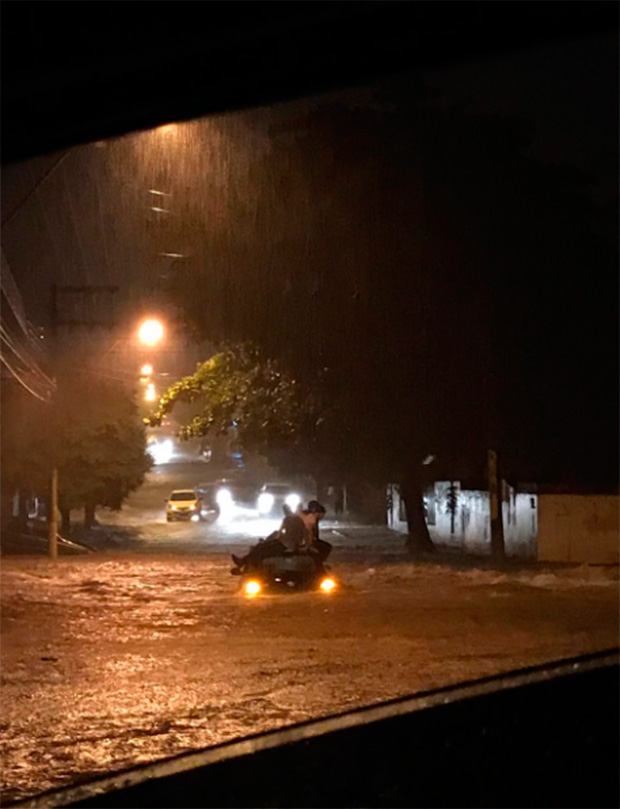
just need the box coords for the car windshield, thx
[2,6,617,807]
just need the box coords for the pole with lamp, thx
[137,318,165,409]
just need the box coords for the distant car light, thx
[320,577,337,593]
[216,488,233,506]
[257,492,275,513]
[285,493,301,510]
[244,580,262,597]
[148,438,174,465]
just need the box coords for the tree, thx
[147,343,330,480]
[2,372,152,531]
[1,382,52,528]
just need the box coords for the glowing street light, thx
[140,363,153,378]
[145,383,157,402]
[138,319,164,346]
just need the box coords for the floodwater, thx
[1,550,617,803]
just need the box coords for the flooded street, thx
[2,547,617,803]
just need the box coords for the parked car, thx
[165,490,202,522]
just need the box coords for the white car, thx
[166,489,201,522]
[256,483,303,516]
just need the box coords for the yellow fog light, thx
[244,580,262,597]
[320,577,336,593]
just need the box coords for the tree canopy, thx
[2,372,152,529]
[147,344,338,481]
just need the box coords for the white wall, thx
[502,490,538,559]
[387,482,538,559]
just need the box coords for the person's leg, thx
[246,538,286,566]
[232,551,249,568]
[232,533,284,568]
[313,538,332,564]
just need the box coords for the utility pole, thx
[488,449,505,560]
[48,468,58,560]
[48,283,59,559]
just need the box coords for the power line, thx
[0,353,51,402]
[0,325,56,390]
[0,252,56,400]
[0,250,31,337]
[0,344,55,400]
[0,252,47,363]
[1,151,70,229]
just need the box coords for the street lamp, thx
[138,318,164,346]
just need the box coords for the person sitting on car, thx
[299,500,331,565]
[231,501,327,573]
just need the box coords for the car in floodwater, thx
[196,479,260,516]
[165,489,202,522]
[256,483,303,516]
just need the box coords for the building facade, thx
[387,482,619,563]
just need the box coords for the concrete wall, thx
[538,494,620,563]
[387,482,538,559]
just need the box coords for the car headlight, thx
[257,493,275,513]
[285,493,301,510]
[216,488,233,506]
[320,577,337,593]
[170,505,178,511]
[244,579,262,597]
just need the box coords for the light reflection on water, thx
[216,509,281,539]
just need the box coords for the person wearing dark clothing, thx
[231,513,306,571]
[231,500,329,573]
